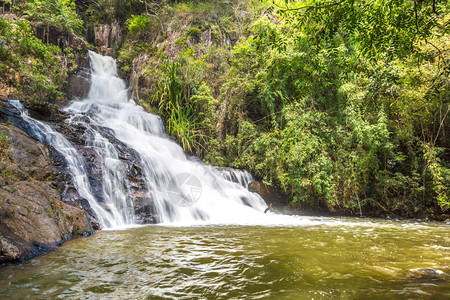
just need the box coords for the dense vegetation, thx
[0,0,83,112]
[1,0,449,218]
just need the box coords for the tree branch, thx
[275,0,346,12]
[433,103,449,145]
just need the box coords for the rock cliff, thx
[0,112,93,263]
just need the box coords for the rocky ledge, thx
[0,108,93,264]
[248,181,295,214]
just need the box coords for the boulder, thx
[66,59,91,101]
[0,122,93,263]
[407,268,446,280]
[248,181,293,213]
[249,181,285,203]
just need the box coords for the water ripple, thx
[0,220,448,299]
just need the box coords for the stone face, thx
[0,121,93,263]
[249,181,282,203]
[47,110,157,225]
[133,194,157,224]
[6,126,52,181]
[94,21,123,56]
[248,181,292,213]
[34,24,88,67]
[66,60,91,101]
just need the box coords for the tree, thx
[25,0,84,37]
[273,0,448,60]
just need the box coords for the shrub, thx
[127,15,152,36]
[25,0,84,35]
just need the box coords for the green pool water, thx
[0,217,448,299]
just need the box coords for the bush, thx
[186,26,202,40]
[25,0,84,35]
[0,18,66,114]
[127,15,152,36]
[148,50,218,155]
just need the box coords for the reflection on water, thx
[0,217,448,299]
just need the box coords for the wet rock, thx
[56,118,155,224]
[191,208,208,221]
[249,181,284,203]
[66,60,91,101]
[133,193,156,224]
[407,269,446,280]
[240,196,252,207]
[0,122,93,263]
[0,100,26,129]
[248,181,292,213]
[94,126,148,189]
[3,98,156,230]
[129,164,143,181]
[89,179,106,203]
[47,143,98,219]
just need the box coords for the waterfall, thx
[11,51,272,228]
[8,101,132,228]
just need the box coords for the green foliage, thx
[128,14,150,33]
[0,18,66,112]
[423,144,450,210]
[1,165,13,178]
[166,102,202,152]
[112,0,449,218]
[204,2,449,216]
[46,207,55,218]
[186,26,202,39]
[25,74,63,112]
[25,0,84,34]
[275,0,448,60]
[0,131,9,158]
[149,50,218,154]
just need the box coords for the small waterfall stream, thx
[8,101,132,228]
[12,51,271,228]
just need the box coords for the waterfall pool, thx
[0,217,448,299]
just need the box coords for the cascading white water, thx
[8,101,128,228]
[10,52,298,228]
[58,51,273,227]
